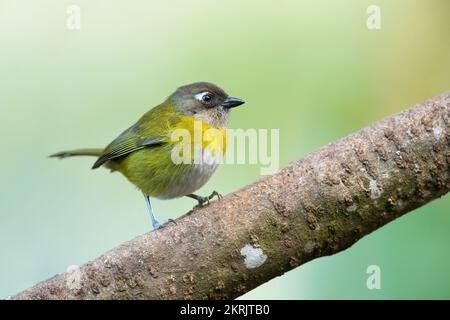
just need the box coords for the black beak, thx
[221,96,245,109]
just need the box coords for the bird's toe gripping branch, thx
[187,191,223,209]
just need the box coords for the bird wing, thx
[92,125,165,169]
[92,102,181,169]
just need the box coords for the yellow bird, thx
[51,82,245,229]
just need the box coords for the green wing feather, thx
[92,132,164,169]
[92,101,179,169]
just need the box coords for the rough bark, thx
[13,91,450,300]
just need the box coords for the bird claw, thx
[209,190,222,200]
[154,218,177,230]
[193,191,222,209]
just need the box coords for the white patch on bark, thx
[406,129,414,138]
[380,173,389,179]
[369,178,382,199]
[346,203,358,212]
[360,168,382,199]
[304,240,316,253]
[66,265,82,291]
[433,127,442,140]
[240,244,267,269]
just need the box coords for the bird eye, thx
[194,91,215,105]
[202,93,212,103]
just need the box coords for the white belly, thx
[157,148,222,199]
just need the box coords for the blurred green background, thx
[0,0,449,299]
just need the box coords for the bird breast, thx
[158,147,222,199]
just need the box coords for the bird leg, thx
[143,193,176,230]
[186,191,222,209]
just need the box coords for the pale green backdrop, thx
[0,0,449,299]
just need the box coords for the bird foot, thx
[153,218,177,230]
[192,191,222,209]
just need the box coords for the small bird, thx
[50,82,245,229]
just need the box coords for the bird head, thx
[169,82,245,127]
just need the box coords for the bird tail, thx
[49,148,103,159]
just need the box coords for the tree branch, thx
[13,91,450,299]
